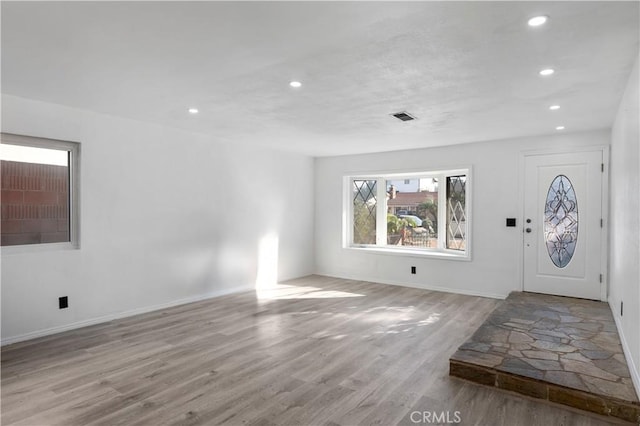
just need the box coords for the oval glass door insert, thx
[544,175,578,268]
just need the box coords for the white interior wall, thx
[315,130,610,299]
[609,52,640,393]
[0,94,315,345]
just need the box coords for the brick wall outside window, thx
[1,160,70,246]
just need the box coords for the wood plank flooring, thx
[1,275,627,425]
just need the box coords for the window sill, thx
[1,241,79,255]
[345,246,471,261]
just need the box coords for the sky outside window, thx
[0,144,68,166]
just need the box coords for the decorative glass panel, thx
[446,176,466,250]
[544,175,578,268]
[352,180,377,244]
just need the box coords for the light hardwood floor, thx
[1,276,626,425]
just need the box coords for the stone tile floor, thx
[450,291,639,423]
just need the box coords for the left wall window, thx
[1,133,80,248]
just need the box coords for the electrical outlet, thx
[59,296,68,309]
[411,266,416,274]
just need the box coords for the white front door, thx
[523,150,604,300]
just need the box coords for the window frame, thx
[1,133,81,252]
[344,167,471,261]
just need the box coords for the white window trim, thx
[344,167,472,261]
[1,133,81,253]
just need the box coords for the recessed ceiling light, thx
[556,126,565,130]
[539,68,555,76]
[188,108,199,114]
[289,81,302,88]
[549,105,560,110]
[528,16,548,27]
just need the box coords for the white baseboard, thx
[608,298,640,400]
[1,274,507,347]
[317,272,507,300]
[1,284,252,347]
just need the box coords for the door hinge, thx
[599,274,603,283]
[601,218,603,228]
[601,163,604,172]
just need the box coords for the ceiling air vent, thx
[391,111,416,122]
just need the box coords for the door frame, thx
[518,145,609,301]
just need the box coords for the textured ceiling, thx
[2,1,638,156]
